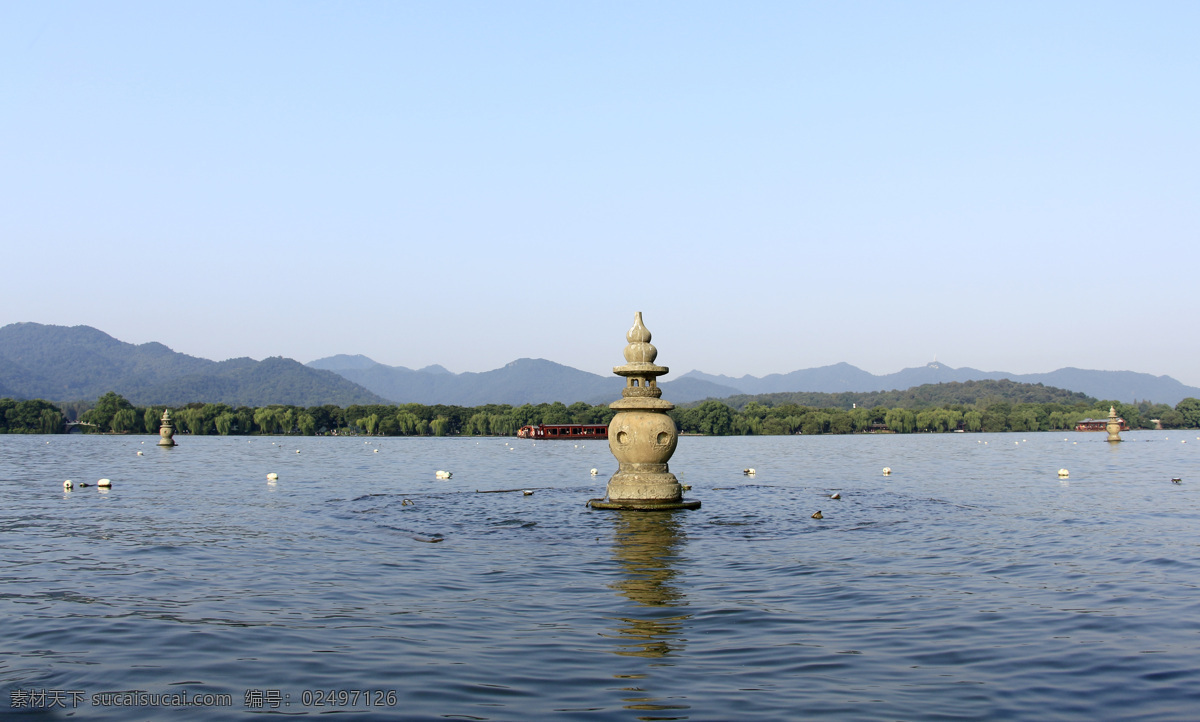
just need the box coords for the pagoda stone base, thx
[606,467,682,503]
[589,498,702,511]
[595,467,700,510]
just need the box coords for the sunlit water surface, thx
[2,432,1199,720]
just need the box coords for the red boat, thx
[517,424,608,440]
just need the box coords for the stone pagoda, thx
[157,409,177,447]
[590,312,699,511]
[1106,406,1122,443]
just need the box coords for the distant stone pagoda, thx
[158,409,177,447]
[1106,406,1122,442]
[590,312,699,511]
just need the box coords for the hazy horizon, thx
[4,3,1197,386]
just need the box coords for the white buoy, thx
[63,480,73,490]
[267,472,278,481]
[374,449,379,453]
[136,451,144,456]
[882,467,892,475]
[296,450,300,454]
[590,468,599,476]
[1058,469,1069,478]
[435,470,452,479]
[97,478,111,488]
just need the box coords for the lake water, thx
[2,431,1199,720]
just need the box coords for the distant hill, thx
[0,323,385,406]
[718,379,1097,411]
[680,361,1200,406]
[307,355,741,405]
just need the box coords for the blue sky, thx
[3,2,1197,385]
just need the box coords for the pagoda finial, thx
[623,312,657,364]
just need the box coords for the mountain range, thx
[676,362,1200,407]
[306,354,739,406]
[0,323,385,407]
[2,322,1197,407]
[310,355,1200,407]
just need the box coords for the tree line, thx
[3,391,1200,436]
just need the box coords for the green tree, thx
[215,412,235,435]
[884,408,916,434]
[1175,398,1200,428]
[80,392,134,432]
[254,407,278,434]
[686,400,735,435]
[39,407,63,434]
[110,408,138,433]
[1,399,65,434]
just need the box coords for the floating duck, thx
[373,449,379,453]
[78,482,90,488]
[811,510,823,519]
[63,480,73,490]
[296,450,300,454]
[402,499,415,506]
[882,467,892,475]
[830,492,841,500]
[435,470,452,479]
[523,490,533,496]
[590,468,599,476]
[267,472,279,481]
[682,484,692,490]
[1058,469,1069,478]
[743,468,756,475]
[97,479,111,488]
[1172,478,1183,484]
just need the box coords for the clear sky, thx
[3,2,1197,385]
